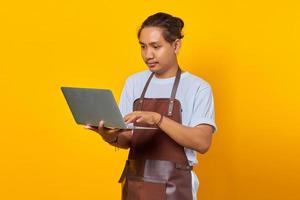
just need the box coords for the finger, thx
[124,114,132,122]
[85,124,95,129]
[108,128,120,133]
[123,114,132,123]
[126,115,143,124]
[136,116,145,123]
[124,111,140,120]
[85,124,92,129]
[98,120,105,132]
[84,124,98,132]
[98,120,104,128]
[124,115,137,124]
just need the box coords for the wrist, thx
[106,134,118,144]
[102,132,118,144]
[154,113,163,127]
[152,112,160,124]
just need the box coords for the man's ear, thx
[173,39,181,54]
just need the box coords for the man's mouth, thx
[147,62,158,68]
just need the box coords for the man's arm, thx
[85,121,132,149]
[109,130,132,149]
[155,113,214,154]
[124,111,214,154]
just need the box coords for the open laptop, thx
[61,87,157,130]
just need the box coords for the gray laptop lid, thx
[61,87,157,130]
[61,87,127,128]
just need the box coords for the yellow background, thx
[1,0,299,199]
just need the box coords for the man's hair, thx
[138,12,184,43]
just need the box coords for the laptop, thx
[61,87,157,130]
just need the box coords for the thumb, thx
[98,120,105,132]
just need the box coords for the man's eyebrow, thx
[139,41,160,45]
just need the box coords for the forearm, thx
[101,130,132,149]
[123,111,213,153]
[157,114,213,153]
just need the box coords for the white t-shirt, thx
[118,70,217,199]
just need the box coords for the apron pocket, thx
[125,178,167,200]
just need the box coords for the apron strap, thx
[140,72,155,101]
[139,67,182,116]
[167,68,181,116]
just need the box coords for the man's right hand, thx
[85,120,121,143]
[85,121,133,149]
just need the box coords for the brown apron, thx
[119,68,193,200]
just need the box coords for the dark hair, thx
[137,12,184,43]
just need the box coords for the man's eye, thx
[153,46,160,49]
[141,46,145,49]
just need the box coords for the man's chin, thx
[148,67,162,73]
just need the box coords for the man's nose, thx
[145,49,154,60]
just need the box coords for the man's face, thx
[139,27,178,74]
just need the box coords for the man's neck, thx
[154,65,179,79]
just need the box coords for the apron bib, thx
[119,68,193,200]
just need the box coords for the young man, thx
[86,12,217,200]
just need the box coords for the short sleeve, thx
[189,86,217,133]
[118,78,134,117]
